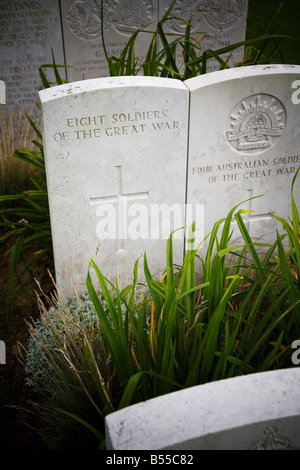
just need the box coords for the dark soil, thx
[0,229,55,450]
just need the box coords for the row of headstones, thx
[39,64,300,297]
[1,0,249,109]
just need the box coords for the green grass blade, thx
[51,48,64,85]
[187,35,290,68]
[236,298,300,375]
[118,370,183,410]
[25,114,43,141]
[21,421,60,450]
[56,408,105,444]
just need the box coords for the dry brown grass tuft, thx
[0,104,39,196]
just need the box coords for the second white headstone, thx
[185,65,300,250]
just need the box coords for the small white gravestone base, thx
[185,65,300,252]
[39,76,189,297]
[105,368,300,450]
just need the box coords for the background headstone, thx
[160,0,249,73]
[0,0,65,108]
[61,0,159,82]
[185,65,300,250]
[39,76,189,297]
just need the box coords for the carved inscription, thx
[192,93,291,186]
[53,109,182,142]
[192,155,300,185]
[73,40,127,77]
[0,1,62,106]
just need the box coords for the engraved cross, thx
[89,165,149,251]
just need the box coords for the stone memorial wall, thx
[0,0,64,108]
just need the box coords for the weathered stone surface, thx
[0,0,64,108]
[105,368,300,450]
[185,65,300,250]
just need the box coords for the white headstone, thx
[160,0,249,73]
[185,65,300,250]
[61,0,159,82]
[105,368,300,450]
[39,76,189,297]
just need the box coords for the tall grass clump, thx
[86,188,300,415]
[0,113,52,312]
[22,291,115,450]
